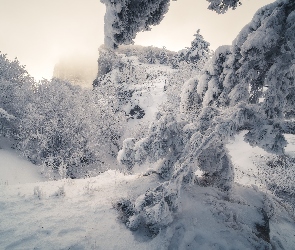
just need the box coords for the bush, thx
[0,53,34,137]
[18,78,124,178]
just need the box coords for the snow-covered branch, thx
[0,107,15,121]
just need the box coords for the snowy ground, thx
[1,133,295,249]
[0,137,44,185]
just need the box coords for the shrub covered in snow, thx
[207,0,242,13]
[255,155,295,208]
[17,78,124,178]
[1,52,125,178]
[0,53,34,137]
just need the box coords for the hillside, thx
[1,131,295,249]
[1,54,295,248]
[1,1,295,246]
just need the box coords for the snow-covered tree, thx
[100,0,246,48]
[0,53,34,137]
[18,78,124,178]
[163,63,201,116]
[196,45,232,107]
[207,0,242,13]
[116,0,295,234]
[158,47,170,65]
[162,32,211,115]
[101,0,170,48]
[187,30,211,64]
[195,0,295,153]
[175,30,211,68]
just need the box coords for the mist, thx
[0,0,273,80]
[53,53,98,88]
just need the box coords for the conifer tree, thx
[116,0,295,234]
[182,30,211,65]
[207,0,242,13]
[172,29,211,74]
[101,0,170,48]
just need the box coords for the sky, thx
[0,0,274,80]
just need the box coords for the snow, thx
[120,58,175,139]
[0,107,15,120]
[0,150,43,185]
[226,130,270,187]
[285,134,295,157]
[0,137,44,185]
[1,132,295,249]
[1,54,295,249]
[227,131,295,190]
[2,0,295,247]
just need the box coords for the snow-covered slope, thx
[114,56,175,139]
[1,171,295,249]
[1,133,295,249]
[227,131,273,187]
[123,63,172,122]
[0,137,44,185]
[1,56,295,249]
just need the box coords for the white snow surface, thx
[1,134,295,249]
[0,137,44,185]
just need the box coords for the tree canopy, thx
[115,0,295,235]
[101,0,170,48]
[100,0,245,48]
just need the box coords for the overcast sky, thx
[0,0,274,80]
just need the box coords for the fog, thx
[0,0,274,81]
[53,54,98,88]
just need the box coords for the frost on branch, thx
[117,138,136,171]
[180,76,202,115]
[0,107,15,136]
[195,0,295,114]
[0,108,15,121]
[118,113,186,179]
[196,0,295,144]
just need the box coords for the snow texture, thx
[1,136,295,249]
